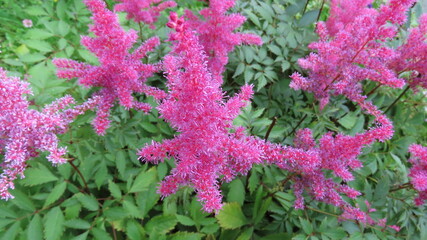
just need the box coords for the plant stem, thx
[265,117,278,141]
[316,0,325,22]
[384,86,410,114]
[283,114,307,141]
[68,158,90,194]
[390,182,412,192]
[138,22,144,41]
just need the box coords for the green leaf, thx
[126,220,145,240]
[26,29,54,40]
[91,228,113,240]
[28,215,43,240]
[268,45,282,56]
[64,219,91,229]
[233,62,245,78]
[237,227,254,240]
[75,193,99,211]
[22,40,53,52]
[44,207,64,240]
[20,53,46,63]
[129,167,157,193]
[145,215,177,235]
[227,179,245,206]
[44,182,67,207]
[104,207,129,221]
[141,122,158,133]
[216,202,248,229]
[176,214,195,226]
[338,113,357,129]
[169,232,204,240]
[71,231,89,240]
[108,180,122,199]
[299,217,313,235]
[298,10,320,27]
[1,221,20,240]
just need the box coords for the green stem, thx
[384,86,410,114]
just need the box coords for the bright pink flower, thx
[54,0,165,135]
[138,13,263,213]
[0,68,98,200]
[389,14,427,91]
[290,0,415,132]
[408,144,427,205]
[114,0,177,29]
[184,0,262,81]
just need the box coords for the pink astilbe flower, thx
[138,13,263,213]
[389,14,427,91]
[53,0,165,135]
[290,0,415,115]
[0,68,98,200]
[262,128,399,228]
[114,0,177,29]
[408,144,427,205]
[184,0,262,81]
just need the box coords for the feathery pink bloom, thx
[389,14,427,91]
[290,0,415,115]
[408,144,427,205]
[0,68,98,200]
[114,0,177,29]
[184,0,262,81]
[138,13,263,213]
[54,0,165,135]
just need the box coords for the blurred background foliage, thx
[0,0,426,239]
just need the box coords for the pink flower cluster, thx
[184,0,262,81]
[390,14,427,91]
[0,68,98,200]
[408,144,427,205]
[54,0,165,135]
[114,0,177,29]
[138,13,264,212]
[290,0,415,113]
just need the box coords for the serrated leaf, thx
[28,214,43,240]
[169,232,204,240]
[108,180,122,199]
[22,40,53,52]
[298,10,320,27]
[145,215,177,235]
[176,214,195,226]
[129,167,157,193]
[237,227,254,240]
[216,202,248,229]
[20,167,58,186]
[141,122,158,133]
[64,219,91,229]
[338,113,357,129]
[233,62,245,77]
[104,207,129,220]
[1,221,20,240]
[299,217,313,235]
[227,179,245,206]
[20,53,46,63]
[44,207,64,240]
[268,45,282,56]
[44,182,67,207]
[70,231,89,240]
[58,21,70,36]
[126,220,145,240]
[75,193,99,211]
[26,29,54,40]
[91,228,112,240]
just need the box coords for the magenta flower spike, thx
[184,0,262,82]
[290,0,415,113]
[115,0,177,29]
[138,13,264,213]
[53,0,165,135]
[408,144,427,205]
[0,68,98,200]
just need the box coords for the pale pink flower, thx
[22,19,32,28]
